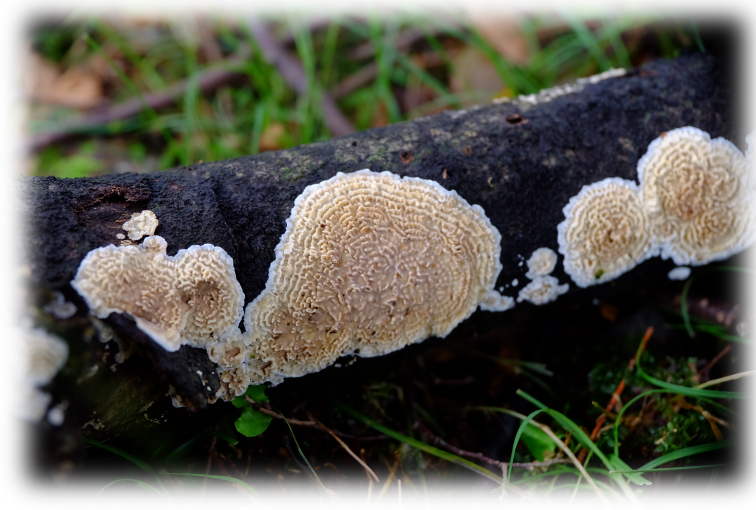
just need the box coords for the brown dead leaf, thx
[26,50,103,109]
[599,303,619,322]
[465,11,531,66]
[449,46,504,105]
[259,122,286,152]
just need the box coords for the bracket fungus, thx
[71,235,244,352]
[18,326,68,421]
[557,178,653,288]
[122,210,159,240]
[638,127,755,265]
[241,169,509,387]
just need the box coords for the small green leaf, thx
[609,453,651,485]
[232,384,269,409]
[521,423,557,461]
[235,407,273,438]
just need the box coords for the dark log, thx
[19,53,743,448]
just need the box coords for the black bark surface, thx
[20,53,741,421]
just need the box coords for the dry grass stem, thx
[376,456,400,502]
[532,420,610,506]
[694,370,755,389]
[306,411,380,482]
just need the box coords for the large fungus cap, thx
[243,169,505,385]
[638,127,755,265]
[557,178,653,288]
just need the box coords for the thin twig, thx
[376,454,399,502]
[361,448,373,507]
[698,344,733,382]
[211,450,268,510]
[244,396,387,439]
[199,435,217,498]
[245,18,355,137]
[283,436,343,506]
[415,421,571,471]
[306,411,380,482]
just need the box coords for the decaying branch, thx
[19,52,744,439]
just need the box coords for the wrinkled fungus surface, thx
[557,178,653,288]
[639,127,755,265]
[525,247,558,279]
[122,210,159,240]
[243,169,508,386]
[71,235,244,352]
[517,276,569,305]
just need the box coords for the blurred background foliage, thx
[24,12,704,177]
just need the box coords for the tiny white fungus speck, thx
[667,267,691,281]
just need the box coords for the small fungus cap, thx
[243,169,504,386]
[23,327,69,387]
[516,276,569,305]
[557,178,653,288]
[122,210,159,240]
[525,247,558,279]
[638,127,755,265]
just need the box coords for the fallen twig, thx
[211,450,268,510]
[244,396,388,440]
[306,411,380,482]
[283,436,346,507]
[199,435,217,498]
[376,453,400,502]
[245,18,355,137]
[414,421,571,471]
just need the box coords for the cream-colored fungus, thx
[638,127,755,265]
[122,210,159,240]
[517,276,569,305]
[525,247,558,279]
[242,169,510,387]
[71,235,244,352]
[557,178,653,288]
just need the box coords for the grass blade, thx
[637,440,733,471]
[97,479,167,498]
[611,464,724,473]
[163,473,259,496]
[333,400,503,484]
[279,411,331,496]
[84,437,168,496]
[507,410,544,491]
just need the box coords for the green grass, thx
[28,15,703,177]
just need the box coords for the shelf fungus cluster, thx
[518,247,568,305]
[72,170,514,399]
[558,127,755,287]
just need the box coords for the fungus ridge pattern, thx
[557,178,652,288]
[242,170,505,386]
[639,127,755,265]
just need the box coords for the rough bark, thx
[19,53,742,443]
